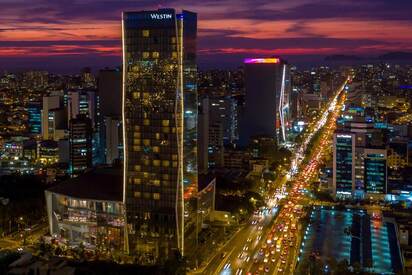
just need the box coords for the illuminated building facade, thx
[333,133,356,197]
[28,102,42,135]
[364,149,387,197]
[240,57,291,146]
[122,9,197,262]
[69,114,92,176]
[45,169,125,252]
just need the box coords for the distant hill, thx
[378,51,412,60]
[324,55,363,61]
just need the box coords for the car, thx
[243,245,249,251]
[258,226,263,230]
[259,249,264,255]
[263,257,268,263]
[238,252,244,259]
[281,259,286,264]
[264,266,270,273]
[221,252,227,259]
[278,267,283,272]
[258,265,264,271]
[254,257,259,264]
[271,257,276,262]
[245,256,251,262]
[223,263,231,270]
[271,249,275,255]
[236,268,244,275]
[247,237,252,242]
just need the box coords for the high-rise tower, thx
[122,8,197,263]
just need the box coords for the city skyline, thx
[1,0,412,72]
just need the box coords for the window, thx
[142,52,149,58]
[134,191,141,198]
[143,139,150,146]
[172,52,177,59]
[153,160,160,166]
[133,139,141,145]
[162,120,170,127]
[134,178,141,184]
[155,133,160,140]
[162,160,170,167]
[152,52,159,58]
[133,132,141,138]
[153,193,160,200]
[142,30,150,37]
[134,165,141,171]
[143,119,150,126]
[153,146,160,153]
[132,92,140,99]
[153,179,160,186]
[133,145,141,152]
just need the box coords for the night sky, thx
[1,0,411,73]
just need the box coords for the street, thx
[197,75,350,275]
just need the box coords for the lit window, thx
[153,193,160,200]
[153,146,160,153]
[133,145,141,152]
[153,179,160,186]
[142,30,150,37]
[134,165,141,171]
[143,172,149,178]
[162,127,170,133]
[133,139,141,145]
[133,132,141,138]
[171,37,176,43]
[162,174,169,180]
[172,154,177,161]
[132,92,140,99]
[134,191,141,198]
[155,133,160,140]
[144,119,150,126]
[162,160,170,167]
[172,161,177,168]
[152,52,159,58]
[143,139,150,146]
[162,120,170,127]
[134,178,141,184]
[143,159,150,165]
[172,52,177,59]
[153,160,160,166]
[142,52,150,58]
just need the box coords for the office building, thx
[104,116,122,165]
[122,8,197,262]
[27,101,42,135]
[240,57,291,146]
[333,133,356,197]
[68,90,96,128]
[42,95,63,140]
[98,69,122,117]
[69,114,92,176]
[364,148,387,198]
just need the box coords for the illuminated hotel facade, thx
[122,9,198,262]
[240,57,291,146]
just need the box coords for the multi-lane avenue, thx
[198,75,351,275]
